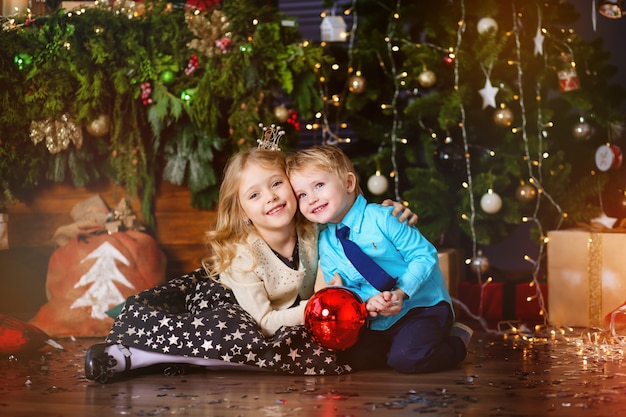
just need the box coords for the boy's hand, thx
[366,290,403,317]
[382,199,418,226]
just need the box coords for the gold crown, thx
[257,123,285,151]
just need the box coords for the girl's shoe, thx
[84,343,131,383]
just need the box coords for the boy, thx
[287,145,471,373]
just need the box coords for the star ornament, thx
[479,78,499,109]
[534,27,545,56]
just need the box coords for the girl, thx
[85,145,415,383]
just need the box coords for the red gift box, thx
[456,280,547,324]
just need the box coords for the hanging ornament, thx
[470,250,490,275]
[180,88,197,103]
[557,53,580,92]
[534,28,545,56]
[480,189,502,214]
[30,113,83,154]
[286,109,300,130]
[159,69,175,85]
[304,287,367,350]
[86,114,111,137]
[477,17,498,34]
[443,54,455,66]
[493,106,514,127]
[534,11,545,56]
[516,183,537,202]
[434,137,464,174]
[184,54,199,75]
[367,171,389,195]
[417,69,436,88]
[14,53,33,71]
[186,9,232,57]
[597,0,625,19]
[141,82,153,105]
[273,105,289,122]
[348,75,367,93]
[572,117,592,141]
[320,15,348,42]
[478,62,498,110]
[479,78,498,109]
[595,143,623,172]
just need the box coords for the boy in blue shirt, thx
[287,145,471,373]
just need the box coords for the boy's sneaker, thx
[450,322,473,348]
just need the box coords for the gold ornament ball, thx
[273,105,289,122]
[493,107,513,127]
[417,69,436,88]
[348,75,366,93]
[516,184,537,202]
[86,114,111,137]
[573,120,592,141]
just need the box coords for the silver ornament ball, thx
[477,17,498,34]
[367,173,389,195]
[470,251,490,274]
[480,190,502,214]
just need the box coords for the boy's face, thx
[238,161,297,235]
[289,167,356,225]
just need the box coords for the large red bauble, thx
[304,287,368,350]
[0,314,50,354]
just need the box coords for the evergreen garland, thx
[0,0,324,223]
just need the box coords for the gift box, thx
[547,229,626,328]
[456,280,546,324]
[437,248,463,297]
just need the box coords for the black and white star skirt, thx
[106,269,351,375]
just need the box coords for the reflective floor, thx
[2,327,626,417]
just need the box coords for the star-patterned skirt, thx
[105,269,351,375]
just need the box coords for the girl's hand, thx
[382,199,418,226]
[327,273,343,287]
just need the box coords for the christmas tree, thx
[2,0,625,271]
[313,0,626,266]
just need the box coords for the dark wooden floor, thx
[2,327,626,417]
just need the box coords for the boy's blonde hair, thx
[286,144,363,195]
[204,147,316,276]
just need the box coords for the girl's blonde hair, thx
[286,144,363,195]
[203,147,316,277]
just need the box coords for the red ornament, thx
[185,0,220,11]
[304,287,367,350]
[0,314,50,354]
[557,53,580,92]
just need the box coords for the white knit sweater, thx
[218,233,318,337]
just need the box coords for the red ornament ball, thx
[304,287,367,350]
[0,314,50,354]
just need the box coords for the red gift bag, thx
[29,230,165,337]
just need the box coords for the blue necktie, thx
[336,225,397,292]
